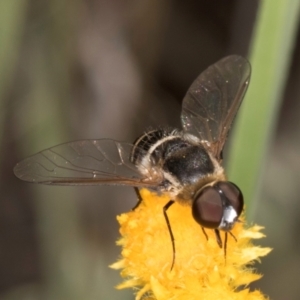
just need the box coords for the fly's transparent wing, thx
[14,139,162,186]
[181,55,251,160]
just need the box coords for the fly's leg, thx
[224,232,228,260]
[228,231,237,242]
[215,229,227,261]
[214,229,223,248]
[132,191,176,270]
[131,187,143,211]
[163,200,175,270]
[201,227,209,241]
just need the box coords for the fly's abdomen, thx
[131,128,177,165]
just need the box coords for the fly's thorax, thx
[131,129,226,198]
[177,172,226,203]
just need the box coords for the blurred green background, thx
[1,0,300,299]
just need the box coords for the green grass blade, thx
[227,0,300,217]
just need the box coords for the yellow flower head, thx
[111,189,271,300]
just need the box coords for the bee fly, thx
[14,55,251,269]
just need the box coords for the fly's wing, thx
[14,139,162,186]
[181,55,251,160]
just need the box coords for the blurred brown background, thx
[1,0,300,299]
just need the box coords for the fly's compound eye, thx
[192,186,223,229]
[216,181,244,217]
[192,181,244,230]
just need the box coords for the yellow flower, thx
[111,189,271,300]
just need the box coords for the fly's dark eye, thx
[216,181,244,217]
[192,181,244,230]
[192,186,223,229]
